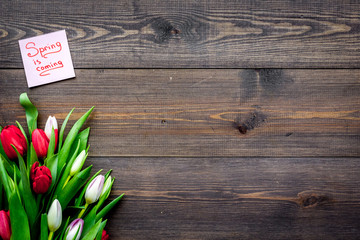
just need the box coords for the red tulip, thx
[101,230,109,240]
[30,162,52,194]
[32,129,49,158]
[0,125,27,159]
[0,210,11,240]
[30,161,40,181]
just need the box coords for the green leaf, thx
[15,121,31,172]
[0,177,3,209]
[96,194,124,222]
[29,143,38,173]
[19,92,38,136]
[47,127,56,159]
[40,214,48,240]
[57,165,92,210]
[14,146,38,227]
[8,172,16,192]
[58,107,94,171]
[9,191,31,240]
[46,155,59,188]
[0,154,11,200]
[15,120,29,147]
[95,220,107,240]
[104,169,112,181]
[95,178,114,210]
[58,108,74,152]
[52,140,80,199]
[66,205,85,210]
[74,169,102,207]
[57,216,70,240]
[81,218,102,240]
[82,205,98,236]
[0,153,20,183]
[69,127,90,159]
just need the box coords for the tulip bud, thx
[101,230,109,240]
[100,176,112,199]
[0,125,27,159]
[85,175,105,204]
[47,199,62,232]
[30,161,39,181]
[0,210,11,240]
[32,129,49,158]
[30,162,52,194]
[44,116,58,148]
[70,150,87,177]
[65,218,84,240]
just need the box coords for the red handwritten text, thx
[26,41,62,58]
[36,60,64,76]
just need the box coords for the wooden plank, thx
[1,69,359,157]
[1,0,360,68]
[90,157,360,239]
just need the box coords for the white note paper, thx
[19,30,75,88]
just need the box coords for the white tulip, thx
[44,116,58,140]
[47,199,62,232]
[70,150,87,176]
[65,218,84,240]
[85,175,105,204]
[100,176,112,199]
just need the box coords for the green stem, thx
[78,203,89,218]
[48,231,54,240]
[36,193,42,208]
[62,176,71,189]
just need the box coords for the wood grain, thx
[1,0,360,68]
[1,69,359,157]
[1,1,360,239]
[90,157,360,239]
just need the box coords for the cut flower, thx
[0,125,27,159]
[0,93,123,240]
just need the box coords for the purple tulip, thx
[65,218,84,240]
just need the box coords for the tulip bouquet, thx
[0,93,123,240]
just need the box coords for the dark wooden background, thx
[1,1,360,239]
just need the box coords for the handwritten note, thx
[19,30,75,88]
